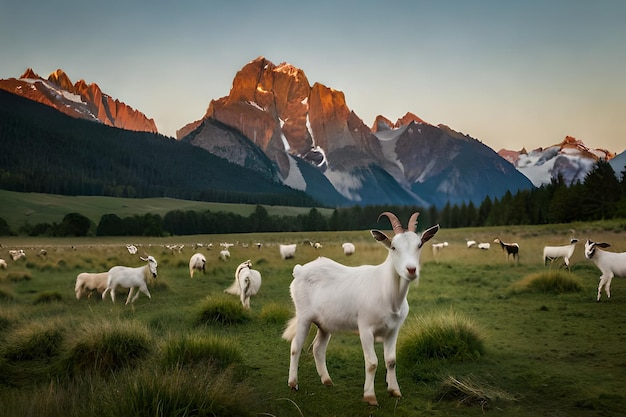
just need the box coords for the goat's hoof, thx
[321,377,334,386]
[388,389,402,398]
[288,382,299,391]
[363,395,378,406]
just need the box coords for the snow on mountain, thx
[499,136,615,187]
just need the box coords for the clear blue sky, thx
[1,0,625,153]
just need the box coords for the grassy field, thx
[0,189,334,229]
[0,220,625,416]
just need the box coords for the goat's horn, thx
[378,212,404,235]
[407,212,420,232]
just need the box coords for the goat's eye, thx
[390,246,396,251]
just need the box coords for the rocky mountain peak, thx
[1,68,157,134]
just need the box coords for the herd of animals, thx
[1,211,626,405]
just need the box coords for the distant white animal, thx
[189,252,206,278]
[279,244,297,260]
[283,211,439,406]
[466,240,477,248]
[477,242,491,250]
[9,249,25,261]
[102,256,158,304]
[584,239,626,301]
[225,260,262,309]
[543,238,578,269]
[0,259,6,269]
[431,241,448,257]
[342,242,355,256]
[219,250,231,261]
[126,244,138,255]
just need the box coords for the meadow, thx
[0,220,625,417]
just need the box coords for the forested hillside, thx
[0,90,317,207]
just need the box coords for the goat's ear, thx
[371,230,391,248]
[418,224,440,248]
[597,242,611,248]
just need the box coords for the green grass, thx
[0,223,625,416]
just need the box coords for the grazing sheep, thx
[494,238,519,263]
[74,272,129,300]
[283,212,439,406]
[279,244,297,260]
[584,239,626,301]
[477,242,491,250]
[126,244,138,255]
[219,250,231,261]
[102,256,158,304]
[431,242,448,257]
[189,252,206,278]
[9,249,25,261]
[0,259,6,269]
[543,238,578,269]
[224,260,262,309]
[342,242,355,256]
[466,240,477,248]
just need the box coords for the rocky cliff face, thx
[180,56,534,208]
[0,69,157,133]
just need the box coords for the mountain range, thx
[1,57,622,208]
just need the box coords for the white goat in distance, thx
[585,239,626,301]
[224,260,262,309]
[543,238,578,270]
[282,212,439,406]
[189,253,206,278]
[102,256,158,304]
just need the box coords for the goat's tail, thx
[282,316,298,341]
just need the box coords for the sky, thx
[1,0,625,153]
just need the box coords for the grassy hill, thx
[0,189,333,231]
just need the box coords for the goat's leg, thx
[359,329,378,406]
[383,331,402,398]
[597,275,609,301]
[604,274,614,300]
[133,283,151,303]
[312,328,333,386]
[288,320,310,391]
[125,287,135,305]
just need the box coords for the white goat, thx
[543,238,578,269]
[478,242,491,250]
[102,256,158,304]
[584,239,626,301]
[282,212,439,406]
[466,240,477,248]
[224,260,262,309]
[126,244,138,254]
[342,242,355,256]
[431,242,448,257]
[189,252,206,278]
[219,249,231,261]
[279,244,297,260]
[0,259,6,269]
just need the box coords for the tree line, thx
[2,160,624,238]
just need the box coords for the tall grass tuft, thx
[436,374,518,408]
[197,294,250,326]
[3,322,65,360]
[259,302,292,325]
[161,333,243,370]
[6,271,32,282]
[63,320,152,376]
[398,311,486,364]
[514,270,582,294]
[33,291,64,304]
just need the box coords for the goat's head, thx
[140,255,158,278]
[371,212,439,281]
[584,239,610,259]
